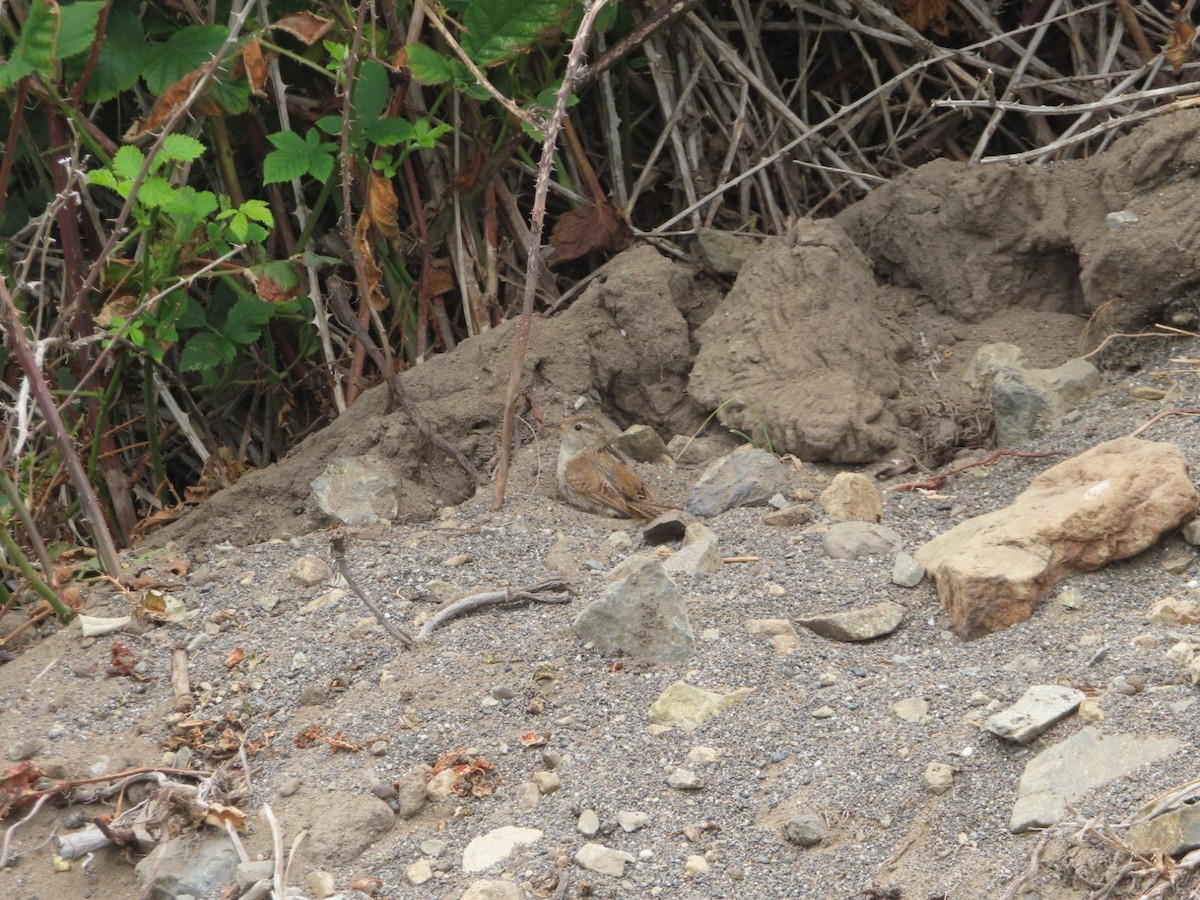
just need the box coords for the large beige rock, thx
[916,437,1197,640]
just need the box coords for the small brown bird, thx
[550,415,664,519]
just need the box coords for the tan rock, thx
[819,472,883,522]
[916,438,1198,640]
[745,619,799,655]
[1148,595,1200,625]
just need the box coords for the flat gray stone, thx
[1128,806,1200,857]
[782,814,826,847]
[797,601,906,642]
[684,448,791,516]
[985,685,1085,744]
[461,825,543,874]
[1010,727,1183,832]
[822,522,903,560]
[575,842,635,877]
[135,834,239,900]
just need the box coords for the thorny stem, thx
[494,0,613,511]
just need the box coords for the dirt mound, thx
[689,220,913,462]
[155,246,712,548]
[836,109,1200,331]
[155,112,1200,549]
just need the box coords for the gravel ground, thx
[1,336,1198,900]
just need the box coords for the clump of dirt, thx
[157,111,1200,550]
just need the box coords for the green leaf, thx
[136,176,175,208]
[403,43,454,85]
[57,2,105,59]
[163,185,218,223]
[176,295,208,330]
[86,168,119,191]
[315,115,342,136]
[84,5,149,102]
[209,74,249,115]
[142,24,229,95]
[0,57,36,91]
[239,199,273,227]
[221,297,274,345]
[461,0,574,67]
[19,0,61,73]
[353,59,390,124]
[411,119,453,148]
[365,118,417,147]
[161,134,206,163]
[263,130,336,183]
[179,332,236,371]
[112,145,145,180]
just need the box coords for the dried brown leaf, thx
[124,67,204,142]
[1166,4,1196,75]
[271,11,334,45]
[240,38,269,96]
[547,200,631,266]
[224,647,245,668]
[0,761,47,820]
[897,0,949,36]
[354,215,387,311]
[367,174,400,244]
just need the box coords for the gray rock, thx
[575,842,635,877]
[1127,806,1200,857]
[822,522,903,560]
[984,685,1085,744]
[684,447,791,516]
[573,556,694,663]
[236,861,274,890]
[288,554,332,587]
[1182,518,1200,546]
[461,825,543,874]
[819,472,883,522]
[782,814,826,847]
[662,522,723,575]
[891,552,925,587]
[925,762,955,795]
[1010,727,1183,832]
[615,424,670,461]
[797,600,906,641]
[578,809,600,837]
[135,834,239,900]
[666,767,704,790]
[305,795,395,865]
[460,880,524,900]
[310,455,400,525]
[617,810,649,832]
[964,343,1100,446]
[647,681,754,731]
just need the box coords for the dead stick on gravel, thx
[330,535,415,649]
[416,578,572,642]
[999,831,1050,900]
[171,647,193,712]
[884,449,1066,492]
[1128,409,1200,438]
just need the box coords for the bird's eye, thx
[573,423,583,431]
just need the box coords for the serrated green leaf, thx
[161,134,206,163]
[263,130,336,183]
[462,0,574,67]
[20,0,61,73]
[87,168,119,191]
[226,211,249,242]
[315,115,342,135]
[112,145,145,180]
[221,297,274,345]
[176,295,208,329]
[137,176,175,208]
[353,59,390,124]
[142,24,228,95]
[163,185,218,220]
[239,199,273,227]
[411,119,453,147]
[179,332,236,371]
[0,57,36,91]
[57,2,105,59]
[366,118,417,147]
[84,5,149,102]
[209,74,249,114]
[403,43,454,85]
